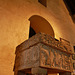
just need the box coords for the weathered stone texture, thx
[0,0,75,75]
[16,32,73,54]
[14,33,73,75]
[40,44,73,71]
[15,43,40,70]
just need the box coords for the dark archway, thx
[29,15,55,37]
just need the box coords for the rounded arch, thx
[29,15,55,37]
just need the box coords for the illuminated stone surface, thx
[14,33,73,75]
[0,0,75,75]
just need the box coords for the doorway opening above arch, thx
[29,15,55,38]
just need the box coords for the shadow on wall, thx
[29,26,36,38]
[29,15,55,38]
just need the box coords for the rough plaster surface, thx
[0,0,75,75]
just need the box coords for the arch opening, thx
[29,15,55,38]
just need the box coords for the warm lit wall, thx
[47,0,75,45]
[0,0,75,75]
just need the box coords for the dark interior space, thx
[63,0,75,15]
[29,26,36,38]
[38,0,47,7]
[72,46,75,60]
[74,46,75,52]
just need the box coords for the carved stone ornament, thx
[14,32,73,75]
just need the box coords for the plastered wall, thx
[0,0,75,75]
[47,0,75,45]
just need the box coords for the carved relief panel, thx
[40,44,73,72]
[14,33,73,74]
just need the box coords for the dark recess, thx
[63,0,75,15]
[74,46,75,52]
[38,0,47,7]
[63,0,75,23]
[29,27,36,38]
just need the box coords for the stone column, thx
[31,67,47,75]
[59,72,71,75]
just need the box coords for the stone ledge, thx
[16,32,73,55]
[14,43,73,72]
[14,33,73,74]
